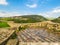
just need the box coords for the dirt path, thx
[7,21,20,28]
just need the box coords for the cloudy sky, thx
[0,0,60,18]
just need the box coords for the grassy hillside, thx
[51,17,60,23]
[0,15,48,23]
[14,15,48,23]
[2,15,47,23]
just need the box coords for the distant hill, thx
[51,17,60,23]
[1,15,48,23]
[13,15,48,23]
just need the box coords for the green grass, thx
[0,21,10,28]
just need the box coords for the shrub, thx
[18,25,28,31]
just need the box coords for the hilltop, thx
[0,15,48,23]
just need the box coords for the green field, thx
[0,21,10,28]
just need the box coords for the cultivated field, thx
[0,28,15,44]
[17,28,60,42]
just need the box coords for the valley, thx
[0,15,60,45]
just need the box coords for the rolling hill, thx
[9,15,48,23]
[0,15,48,23]
[51,17,60,23]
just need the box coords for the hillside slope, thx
[11,15,48,23]
[51,17,60,23]
[0,15,48,23]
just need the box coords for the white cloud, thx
[26,0,50,8]
[38,7,60,18]
[26,4,37,8]
[26,0,39,8]
[0,12,21,17]
[0,0,8,5]
[52,7,60,13]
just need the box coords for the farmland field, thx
[17,28,60,42]
[0,21,10,28]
